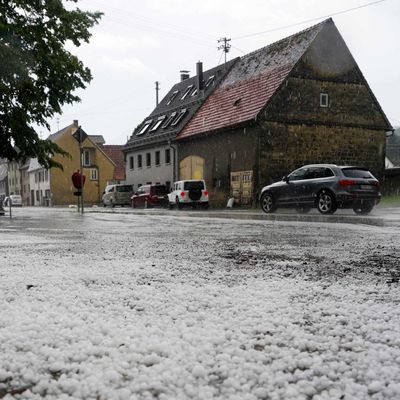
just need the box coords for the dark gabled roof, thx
[386,128,400,166]
[89,135,106,146]
[124,59,238,151]
[178,20,327,140]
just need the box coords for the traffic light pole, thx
[79,129,84,215]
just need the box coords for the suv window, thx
[183,181,204,190]
[341,168,374,179]
[306,167,334,179]
[151,185,168,195]
[288,168,308,181]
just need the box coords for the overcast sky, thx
[46,0,400,144]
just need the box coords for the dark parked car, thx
[131,184,169,208]
[260,164,381,215]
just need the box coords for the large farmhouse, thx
[177,18,392,205]
[125,19,392,206]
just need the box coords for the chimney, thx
[73,119,79,127]
[196,61,203,92]
[180,70,190,82]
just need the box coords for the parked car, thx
[168,180,209,209]
[260,164,381,215]
[102,184,133,207]
[131,184,169,208]
[4,195,23,207]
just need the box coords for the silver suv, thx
[168,180,209,209]
[260,164,381,215]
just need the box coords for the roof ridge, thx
[241,18,331,61]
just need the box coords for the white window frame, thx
[90,168,98,181]
[150,116,166,132]
[320,93,329,108]
[137,120,152,136]
[82,150,91,166]
[181,85,193,100]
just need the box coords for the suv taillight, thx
[180,191,185,197]
[339,179,357,187]
[203,190,208,196]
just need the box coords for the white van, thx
[102,184,133,207]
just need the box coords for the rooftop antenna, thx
[155,81,160,106]
[56,117,60,132]
[218,37,231,64]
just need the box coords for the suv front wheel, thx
[317,190,337,214]
[260,192,276,214]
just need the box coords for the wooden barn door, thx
[230,170,253,205]
[180,156,204,180]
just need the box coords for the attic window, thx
[171,108,187,126]
[161,112,177,129]
[181,85,194,100]
[205,75,215,88]
[166,90,179,105]
[191,88,198,97]
[137,120,152,135]
[320,93,329,108]
[150,115,166,132]
[233,98,242,107]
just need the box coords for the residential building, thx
[47,120,116,205]
[28,158,51,206]
[7,160,21,196]
[20,159,31,205]
[177,19,392,205]
[123,60,237,191]
[0,160,8,202]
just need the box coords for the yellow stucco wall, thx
[50,125,115,205]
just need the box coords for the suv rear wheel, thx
[353,200,374,215]
[176,197,184,209]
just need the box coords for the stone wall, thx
[259,121,386,185]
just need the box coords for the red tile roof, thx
[178,65,293,138]
[101,145,125,181]
[178,20,327,140]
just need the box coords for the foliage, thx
[0,0,102,168]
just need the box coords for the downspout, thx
[168,140,178,182]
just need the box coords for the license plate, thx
[360,185,374,190]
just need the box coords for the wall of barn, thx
[177,127,259,206]
[258,122,386,186]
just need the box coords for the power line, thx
[232,0,388,40]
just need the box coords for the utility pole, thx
[218,37,231,64]
[155,81,160,106]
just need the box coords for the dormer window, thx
[162,112,177,129]
[166,90,179,105]
[181,85,194,100]
[320,93,329,108]
[137,120,152,136]
[205,75,215,88]
[150,115,166,132]
[171,108,187,126]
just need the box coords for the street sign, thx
[72,127,88,143]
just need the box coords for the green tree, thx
[0,0,102,168]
